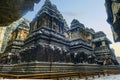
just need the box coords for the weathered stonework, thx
[0,0,40,26]
[68,19,95,64]
[0,20,30,64]
[92,31,118,65]
[0,0,118,66]
[18,0,117,65]
[0,27,6,53]
[105,0,120,42]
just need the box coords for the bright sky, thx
[24,0,120,57]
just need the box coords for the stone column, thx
[46,16,49,27]
[59,22,61,33]
[92,43,95,49]
[51,18,53,29]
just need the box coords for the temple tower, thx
[92,31,115,65]
[1,20,29,64]
[20,0,70,63]
[5,21,29,53]
[68,19,95,64]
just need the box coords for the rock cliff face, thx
[105,0,120,42]
[0,0,40,26]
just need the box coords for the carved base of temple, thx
[0,62,120,74]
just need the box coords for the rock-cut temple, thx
[0,0,118,65]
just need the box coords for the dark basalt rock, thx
[0,0,118,66]
[0,0,40,26]
[105,0,120,42]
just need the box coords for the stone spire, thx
[16,18,30,31]
[18,21,29,31]
[44,0,52,8]
[37,0,64,22]
[70,19,85,29]
[89,28,95,34]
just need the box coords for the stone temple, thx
[0,0,118,65]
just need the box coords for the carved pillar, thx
[62,23,64,34]
[83,31,86,40]
[50,17,53,29]
[46,16,49,27]
[44,19,47,26]
[47,16,51,28]
[34,21,38,30]
[30,23,33,33]
[59,22,61,33]
[92,43,95,49]
[59,23,62,33]
[81,30,84,40]
[55,21,59,32]
[37,17,41,27]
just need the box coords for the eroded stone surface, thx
[105,0,120,42]
[0,0,40,26]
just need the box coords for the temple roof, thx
[93,31,112,44]
[93,36,111,43]
[69,19,95,34]
[14,19,30,31]
[70,19,85,29]
[94,31,106,38]
[36,0,64,22]
[18,21,30,31]
[85,28,95,34]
